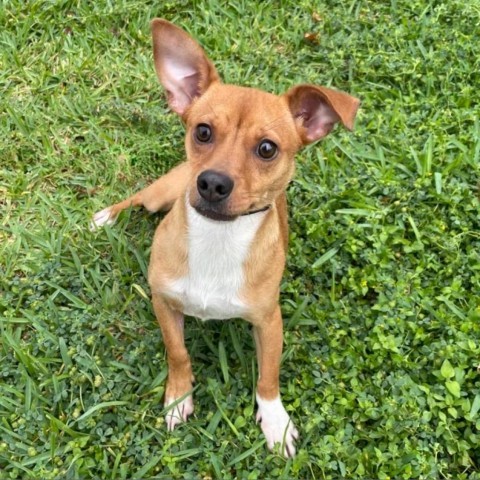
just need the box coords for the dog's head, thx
[151,19,360,221]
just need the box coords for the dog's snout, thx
[197,170,234,203]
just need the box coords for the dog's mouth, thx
[193,204,270,222]
[194,206,237,221]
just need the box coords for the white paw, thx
[256,394,299,457]
[90,207,116,230]
[165,395,194,431]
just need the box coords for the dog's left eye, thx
[257,140,278,160]
[195,124,212,143]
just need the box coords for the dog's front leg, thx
[253,305,298,457]
[91,161,191,229]
[152,294,194,430]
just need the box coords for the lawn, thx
[1,0,480,478]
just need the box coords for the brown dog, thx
[92,19,359,457]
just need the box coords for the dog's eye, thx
[195,124,212,143]
[257,140,278,160]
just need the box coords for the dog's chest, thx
[166,206,264,320]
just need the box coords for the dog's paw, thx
[256,394,299,457]
[90,207,116,231]
[164,394,194,431]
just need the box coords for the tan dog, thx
[92,19,359,457]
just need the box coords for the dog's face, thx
[183,84,300,220]
[151,19,360,221]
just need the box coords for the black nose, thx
[197,170,234,203]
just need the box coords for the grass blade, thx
[312,247,339,269]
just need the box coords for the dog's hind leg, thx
[91,161,191,229]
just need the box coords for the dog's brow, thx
[194,97,220,122]
[261,113,292,134]
[203,96,220,120]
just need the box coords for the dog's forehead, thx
[188,84,293,133]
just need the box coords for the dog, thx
[92,19,359,457]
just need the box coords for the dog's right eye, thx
[257,139,278,161]
[195,124,212,143]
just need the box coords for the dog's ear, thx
[151,19,220,116]
[285,85,360,144]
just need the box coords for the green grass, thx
[1,0,480,478]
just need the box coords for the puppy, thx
[92,19,359,457]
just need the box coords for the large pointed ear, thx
[151,19,220,116]
[285,85,360,144]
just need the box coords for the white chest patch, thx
[165,203,266,320]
